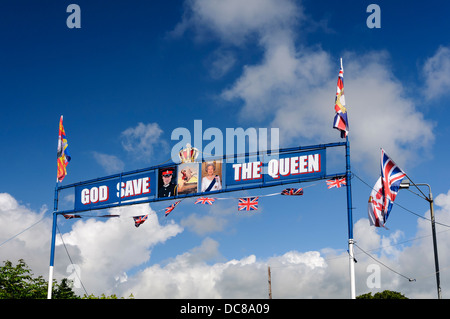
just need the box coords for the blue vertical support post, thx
[345,137,356,299]
[47,183,59,299]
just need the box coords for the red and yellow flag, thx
[57,116,71,182]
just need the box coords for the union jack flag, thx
[165,200,181,217]
[238,197,259,211]
[326,177,346,189]
[133,214,148,227]
[368,149,406,227]
[195,197,216,205]
[368,177,384,227]
[281,188,303,196]
[333,60,349,138]
[380,149,406,218]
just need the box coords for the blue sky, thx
[1,0,450,298]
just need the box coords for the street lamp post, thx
[399,180,442,299]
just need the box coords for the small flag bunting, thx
[281,188,304,196]
[63,214,81,219]
[165,200,181,217]
[133,215,148,228]
[195,197,216,205]
[238,197,259,211]
[326,177,346,189]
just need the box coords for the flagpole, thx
[47,183,59,299]
[339,57,356,299]
[345,136,356,299]
[48,116,63,299]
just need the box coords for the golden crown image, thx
[178,143,199,163]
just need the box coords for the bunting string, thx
[61,177,348,228]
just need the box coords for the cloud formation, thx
[1,190,450,298]
[172,0,301,46]
[57,203,183,296]
[423,45,450,100]
[0,193,51,276]
[92,151,125,174]
[175,0,435,173]
[120,122,168,162]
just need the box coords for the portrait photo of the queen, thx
[201,161,222,192]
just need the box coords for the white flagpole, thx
[341,57,356,299]
[48,116,62,299]
[47,185,58,299]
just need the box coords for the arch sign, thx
[58,143,344,215]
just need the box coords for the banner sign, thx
[75,171,156,211]
[70,146,328,213]
[226,148,326,186]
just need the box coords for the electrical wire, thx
[353,243,416,282]
[56,225,89,296]
[0,215,47,248]
[352,172,450,228]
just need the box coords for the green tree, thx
[0,259,46,299]
[0,259,133,299]
[0,259,80,299]
[357,290,408,299]
[53,278,80,299]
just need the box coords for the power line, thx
[56,225,89,296]
[353,243,416,282]
[0,216,47,248]
[352,172,450,228]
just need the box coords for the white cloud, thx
[120,122,168,162]
[118,237,331,298]
[181,213,228,235]
[172,0,302,46]
[92,151,125,174]
[174,0,435,173]
[423,46,450,100]
[57,203,183,296]
[206,49,237,79]
[114,190,450,298]
[0,193,52,276]
[335,52,435,170]
[223,44,435,172]
[180,201,234,235]
[222,44,332,122]
[1,191,450,298]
